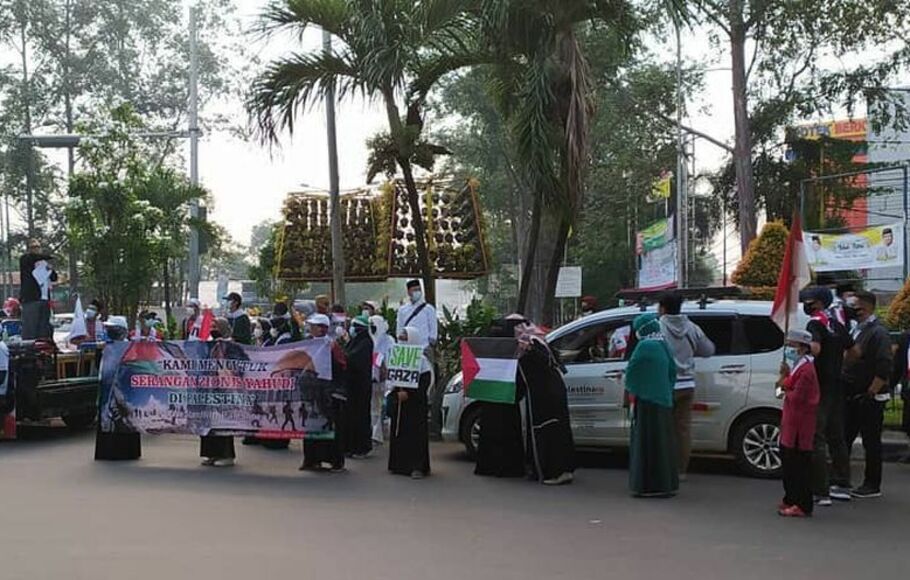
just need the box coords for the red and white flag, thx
[771,214,811,332]
[189,309,214,341]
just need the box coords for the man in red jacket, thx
[776,329,821,518]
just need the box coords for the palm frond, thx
[254,0,353,41]
[409,48,496,104]
[246,50,366,145]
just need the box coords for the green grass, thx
[884,396,904,430]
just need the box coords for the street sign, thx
[555,266,583,298]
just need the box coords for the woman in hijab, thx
[369,315,395,445]
[517,322,576,485]
[200,317,238,467]
[343,315,374,458]
[474,315,527,478]
[388,325,431,479]
[94,316,142,461]
[625,313,678,498]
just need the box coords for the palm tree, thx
[246,0,485,304]
[478,0,693,323]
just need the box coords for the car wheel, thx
[460,405,481,459]
[62,412,96,430]
[732,411,782,478]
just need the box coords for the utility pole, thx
[675,23,688,289]
[187,5,201,301]
[324,28,346,304]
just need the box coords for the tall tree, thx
[691,0,910,253]
[247,0,486,305]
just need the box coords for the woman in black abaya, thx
[517,325,576,485]
[388,325,431,479]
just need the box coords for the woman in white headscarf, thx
[369,315,395,445]
[388,325,431,478]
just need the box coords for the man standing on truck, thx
[658,292,715,480]
[19,239,57,340]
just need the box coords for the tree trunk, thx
[523,202,563,324]
[517,191,542,317]
[19,17,35,239]
[64,0,80,298]
[381,86,435,304]
[542,213,572,328]
[729,1,757,253]
[163,258,172,332]
[398,158,436,305]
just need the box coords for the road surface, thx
[1,427,907,580]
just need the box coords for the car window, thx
[550,319,633,364]
[741,315,784,354]
[688,315,736,356]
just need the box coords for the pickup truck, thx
[0,340,99,438]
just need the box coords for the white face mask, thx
[270,328,279,338]
[85,309,97,319]
[186,307,198,316]
[410,291,422,304]
[361,310,371,318]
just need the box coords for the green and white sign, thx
[387,344,424,389]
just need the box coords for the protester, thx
[474,316,526,479]
[252,317,271,346]
[1,297,21,337]
[625,313,678,498]
[264,311,293,346]
[200,317,238,467]
[517,322,576,485]
[800,287,854,506]
[223,292,252,345]
[368,315,395,445]
[344,315,374,458]
[658,291,715,479]
[396,280,438,350]
[579,296,598,318]
[182,299,201,339]
[776,329,821,517]
[388,325,432,479]
[300,314,348,472]
[291,300,313,340]
[362,300,379,318]
[82,300,104,342]
[19,239,57,340]
[133,311,163,341]
[315,294,331,315]
[842,291,892,498]
[94,316,141,461]
[890,330,910,463]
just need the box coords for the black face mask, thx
[210,330,222,339]
[843,306,857,321]
[803,303,816,316]
[370,326,377,335]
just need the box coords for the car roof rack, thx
[615,286,746,311]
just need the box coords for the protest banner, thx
[98,337,336,440]
[804,223,904,272]
[638,240,678,290]
[386,344,424,389]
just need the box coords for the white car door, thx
[550,317,632,445]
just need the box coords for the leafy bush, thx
[887,276,910,330]
[732,221,789,288]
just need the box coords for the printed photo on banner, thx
[638,240,678,291]
[804,223,904,272]
[386,344,424,389]
[97,337,337,440]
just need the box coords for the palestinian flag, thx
[461,338,519,404]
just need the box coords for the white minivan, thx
[442,300,800,478]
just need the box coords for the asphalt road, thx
[1,427,908,580]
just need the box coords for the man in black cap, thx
[800,286,853,505]
[223,292,252,345]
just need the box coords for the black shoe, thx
[829,486,852,501]
[850,486,882,499]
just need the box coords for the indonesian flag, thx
[771,214,811,332]
[461,338,519,404]
[189,308,214,341]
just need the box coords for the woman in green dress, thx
[626,313,678,498]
